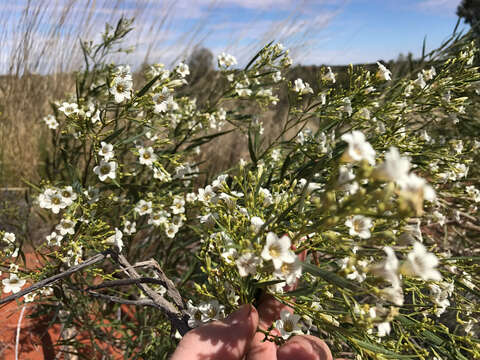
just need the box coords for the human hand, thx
[171,294,344,360]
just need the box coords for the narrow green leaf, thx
[302,262,361,291]
[136,74,161,98]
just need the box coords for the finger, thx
[256,294,293,330]
[245,295,292,360]
[278,335,333,360]
[245,330,277,360]
[171,304,258,360]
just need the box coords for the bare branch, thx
[86,277,167,291]
[113,253,190,335]
[0,251,109,306]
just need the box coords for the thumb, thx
[171,304,259,360]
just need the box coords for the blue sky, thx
[0,0,468,73]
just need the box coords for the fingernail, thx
[225,304,255,325]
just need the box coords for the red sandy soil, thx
[0,253,126,360]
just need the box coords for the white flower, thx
[99,142,114,161]
[293,78,313,95]
[198,185,216,203]
[221,247,238,264]
[432,210,446,226]
[273,257,302,286]
[422,66,436,81]
[377,321,391,337]
[152,87,178,113]
[123,220,136,235]
[370,246,400,287]
[43,114,59,129]
[341,97,352,116]
[93,160,117,181]
[261,232,295,269]
[322,66,336,83]
[400,242,442,281]
[2,274,26,294]
[429,282,452,317]
[273,71,282,82]
[217,52,237,68]
[46,231,63,246]
[2,232,15,244]
[186,192,197,203]
[374,147,411,182]
[171,197,185,214]
[275,310,303,339]
[38,188,67,214]
[186,301,203,328]
[259,187,273,206]
[56,218,76,236]
[165,223,179,238]
[345,215,373,239]
[414,72,426,88]
[198,300,225,322]
[235,80,252,96]
[135,200,153,216]
[250,216,265,232]
[59,186,77,206]
[176,62,190,78]
[148,211,168,227]
[376,62,392,81]
[236,253,261,277]
[397,173,436,208]
[110,77,132,103]
[106,228,124,252]
[138,146,157,166]
[58,102,79,116]
[466,185,480,202]
[340,131,376,165]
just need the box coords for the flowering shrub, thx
[1,18,480,359]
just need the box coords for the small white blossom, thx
[123,220,136,235]
[198,300,225,322]
[217,52,237,68]
[56,218,76,236]
[374,147,411,182]
[345,215,373,239]
[376,62,392,81]
[236,253,261,277]
[135,200,153,216]
[275,310,303,339]
[59,186,77,206]
[58,102,79,116]
[261,232,295,269]
[322,66,336,83]
[93,160,117,181]
[43,114,59,129]
[2,274,26,294]
[46,231,63,246]
[340,131,376,165]
[293,78,313,95]
[400,242,442,281]
[106,228,124,252]
[99,142,114,161]
[138,146,158,167]
[273,257,302,286]
[110,77,132,103]
[176,62,190,78]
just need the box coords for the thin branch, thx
[113,253,190,336]
[79,288,160,308]
[133,258,185,311]
[0,251,109,306]
[86,277,167,291]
